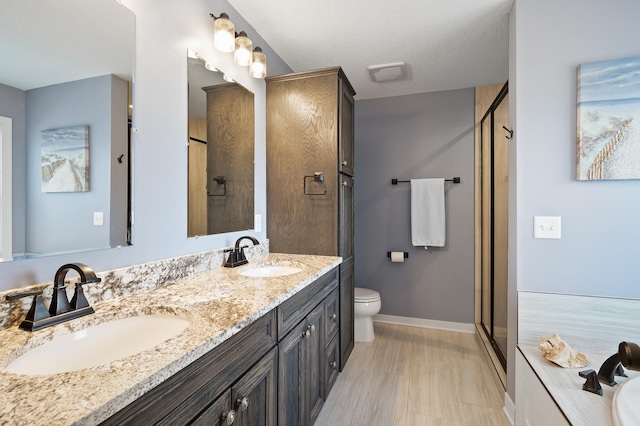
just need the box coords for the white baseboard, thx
[373,314,475,334]
[503,392,515,425]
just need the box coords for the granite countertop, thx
[519,345,640,425]
[0,253,341,426]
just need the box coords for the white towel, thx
[411,178,445,248]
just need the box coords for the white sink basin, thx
[5,314,190,375]
[239,265,303,278]
[613,376,640,425]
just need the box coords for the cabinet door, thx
[232,347,278,426]
[339,257,354,370]
[278,303,326,426]
[325,333,340,396]
[339,174,354,260]
[305,303,325,425]
[278,321,307,426]
[339,78,355,176]
[266,72,339,256]
[191,389,234,426]
[324,287,339,345]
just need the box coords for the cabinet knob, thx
[303,330,310,338]
[237,397,249,411]
[308,324,316,333]
[341,160,348,166]
[330,313,337,320]
[330,361,337,369]
[222,410,236,425]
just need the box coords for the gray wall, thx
[354,88,475,324]
[512,0,640,298]
[25,75,121,254]
[506,0,640,403]
[0,0,292,290]
[0,83,26,254]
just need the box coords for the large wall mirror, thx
[187,54,255,236]
[0,0,135,261]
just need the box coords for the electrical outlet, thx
[533,216,561,239]
[254,214,262,232]
[93,212,104,226]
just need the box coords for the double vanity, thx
[0,251,342,425]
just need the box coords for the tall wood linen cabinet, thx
[266,67,355,371]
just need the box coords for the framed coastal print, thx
[577,56,640,180]
[41,125,90,192]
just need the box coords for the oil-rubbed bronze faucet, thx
[224,236,260,268]
[4,263,101,332]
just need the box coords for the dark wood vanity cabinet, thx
[102,268,343,426]
[266,67,356,371]
[277,269,339,426]
[101,310,277,425]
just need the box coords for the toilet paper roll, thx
[390,251,405,263]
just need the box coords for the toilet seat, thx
[355,287,380,302]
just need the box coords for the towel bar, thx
[391,177,461,185]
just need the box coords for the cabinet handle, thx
[330,361,337,369]
[330,313,337,320]
[222,410,236,425]
[237,397,249,411]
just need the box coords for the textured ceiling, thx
[0,0,134,91]
[228,0,513,99]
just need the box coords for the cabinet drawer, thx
[104,310,277,425]
[324,287,339,346]
[277,268,338,339]
[325,333,340,396]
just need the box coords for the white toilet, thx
[354,287,382,342]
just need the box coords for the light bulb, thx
[250,47,267,78]
[213,13,235,53]
[234,32,253,67]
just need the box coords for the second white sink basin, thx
[4,314,190,375]
[240,265,303,278]
[613,376,640,425]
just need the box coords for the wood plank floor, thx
[316,323,509,426]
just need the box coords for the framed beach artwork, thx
[41,125,90,192]
[577,56,640,180]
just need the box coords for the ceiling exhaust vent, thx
[368,62,408,82]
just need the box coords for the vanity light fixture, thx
[211,13,235,53]
[210,12,268,78]
[250,47,267,79]
[234,31,253,67]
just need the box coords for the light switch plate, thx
[534,216,561,239]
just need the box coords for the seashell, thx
[538,333,588,368]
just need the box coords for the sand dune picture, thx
[41,125,89,192]
[577,56,640,180]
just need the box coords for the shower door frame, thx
[479,82,509,370]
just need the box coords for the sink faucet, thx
[587,341,640,389]
[619,342,640,371]
[4,263,101,332]
[224,236,260,268]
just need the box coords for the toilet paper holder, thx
[387,251,409,259]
